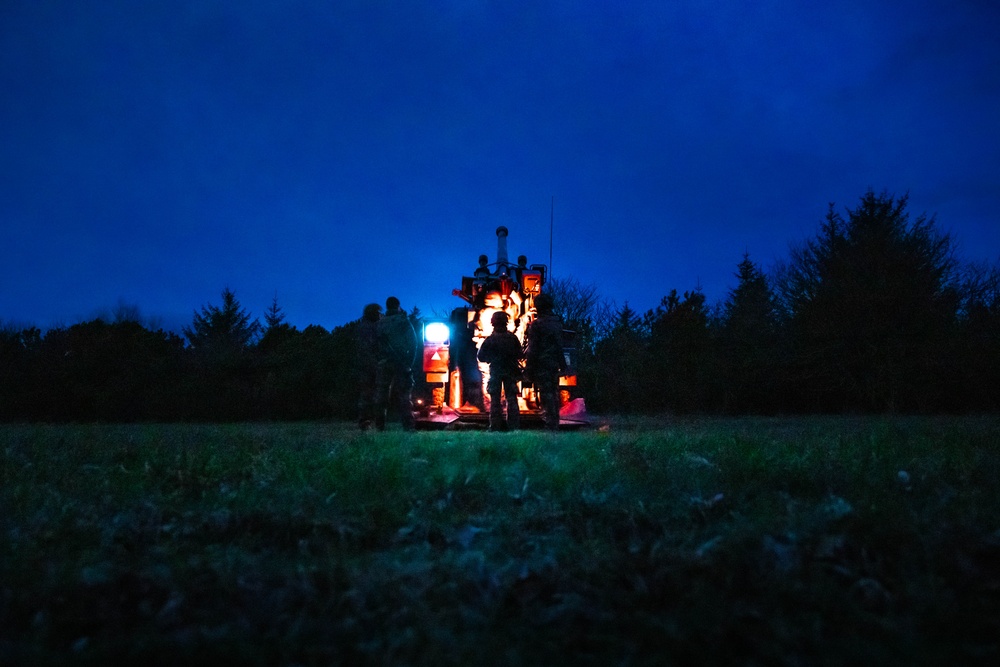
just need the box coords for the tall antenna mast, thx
[549,196,554,279]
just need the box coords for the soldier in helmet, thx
[374,296,418,431]
[477,310,522,431]
[473,254,491,280]
[524,293,564,430]
[356,302,382,429]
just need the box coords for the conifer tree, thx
[718,253,781,412]
[589,302,648,412]
[184,287,261,355]
[777,190,958,411]
[646,289,713,413]
[182,288,262,419]
[264,294,286,330]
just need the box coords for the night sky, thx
[3,1,998,333]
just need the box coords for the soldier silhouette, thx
[524,293,564,430]
[477,310,522,431]
[374,296,418,431]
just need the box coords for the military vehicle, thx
[413,226,589,429]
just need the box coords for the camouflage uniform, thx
[524,296,564,430]
[477,312,521,431]
[356,303,381,429]
[375,298,418,431]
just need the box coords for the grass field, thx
[2,417,999,666]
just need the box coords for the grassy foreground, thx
[2,417,999,666]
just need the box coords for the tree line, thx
[567,190,1000,415]
[2,190,998,421]
[0,291,365,422]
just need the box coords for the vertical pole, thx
[549,196,554,280]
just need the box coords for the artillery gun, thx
[414,226,589,429]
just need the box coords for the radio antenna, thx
[549,196,554,279]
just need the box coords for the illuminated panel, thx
[423,345,449,374]
[422,322,451,375]
[521,272,542,294]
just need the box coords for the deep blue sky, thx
[3,0,998,332]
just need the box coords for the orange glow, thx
[484,292,504,309]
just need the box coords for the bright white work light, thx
[424,322,450,344]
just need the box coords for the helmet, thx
[491,311,509,328]
[535,293,555,314]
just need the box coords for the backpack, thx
[378,312,417,366]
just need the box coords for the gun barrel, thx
[496,226,509,269]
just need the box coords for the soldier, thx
[477,311,522,431]
[356,302,382,430]
[450,307,485,411]
[524,293,564,430]
[473,254,491,280]
[374,296,418,431]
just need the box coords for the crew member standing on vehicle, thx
[374,296,418,431]
[477,310,522,431]
[524,293,564,431]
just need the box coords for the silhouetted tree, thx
[775,190,958,412]
[328,321,364,420]
[0,325,42,420]
[1,321,185,422]
[184,287,261,354]
[264,294,286,327]
[258,295,296,353]
[545,277,599,348]
[953,259,1000,411]
[112,299,143,325]
[255,295,301,418]
[254,317,360,421]
[277,324,339,419]
[646,289,714,413]
[183,288,262,419]
[543,276,617,408]
[717,253,783,413]
[588,303,649,413]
